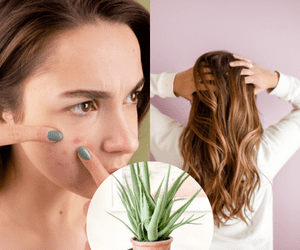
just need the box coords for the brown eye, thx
[131,92,138,102]
[71,101,97,115]
[81,102,92,112]
[125,91,140,104]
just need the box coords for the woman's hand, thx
[77,146,110,250]
[0,124,62,146]
[173,67,195,101]
[229,54,279,94]
[174,67,214,101]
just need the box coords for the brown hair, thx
[0,0,149,186]
[180,51,263,227]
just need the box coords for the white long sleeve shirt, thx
[150,72,300,250]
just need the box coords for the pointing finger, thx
[84,242,91,250]
[0,125,62,146]
[77,146,109,187]
[83,200,91,217]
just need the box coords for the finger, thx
[77,146,109,186]
[196,74,215,82]
[0,125,62,146]
[229,60,252,69]
[232,54,252,63]
[84,242,91,250]
[240,69,253,76]
[244,76,254,84]
[83,200,91,217]
[201,67,212,73]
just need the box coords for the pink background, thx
[150,0,300,249]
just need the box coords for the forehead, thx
[27,22,143,96]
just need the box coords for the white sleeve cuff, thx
[269,72,289,100]
[150,72,177,98]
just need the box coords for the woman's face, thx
[14,23,143,198]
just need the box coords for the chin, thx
[67,178,98,199]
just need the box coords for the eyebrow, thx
[59,77,145,99]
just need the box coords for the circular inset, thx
[87,161,214,250]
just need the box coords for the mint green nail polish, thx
[77,146,91,161]
[47,131,63,141]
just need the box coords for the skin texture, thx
[11,22,142,198]
[0,22,143,250]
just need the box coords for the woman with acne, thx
[150,51,300,249]
[0,0,149,249]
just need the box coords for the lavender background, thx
[150,0,300,249]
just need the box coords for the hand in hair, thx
[0,124,63,146]
[230,54,279,94]
[78,147,110,250]
[174,67,214,101]
[174,67,195,101]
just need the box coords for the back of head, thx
[180,51,263,226]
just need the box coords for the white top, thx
[150,72,300,250]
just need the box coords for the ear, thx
[1,111,15,125]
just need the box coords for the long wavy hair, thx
[180,51,263,227]
[0,0,149,188]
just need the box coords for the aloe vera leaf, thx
[158,199,174,229]
[116,184,133,212]
[136,219,143,241]
[115,174,140,227]
[154,177,165,203]
[130,164,140,204]
[142,161,151,195]
[136,162,141,175]
[147,194,165,241]
[168,188,201,223]
[156,166,171,225]
[107,211,139,239]
[136,162,143,201]
[137,174,156,211]
[162,165,171,204]
[158,188,201,236]
[166,172,189,204]
[117,192,138,231]
[160,214,205,239]
[141,193,150,230]
[113,176,136,219]
[143,232,150,242]
[124,177,140,217]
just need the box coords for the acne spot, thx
[61,150,67,156]
[73,136,84,144]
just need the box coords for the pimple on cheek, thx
[72,136,85,145]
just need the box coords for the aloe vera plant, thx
[109,161,204,242]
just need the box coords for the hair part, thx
[180,51,263,227]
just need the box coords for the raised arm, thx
[230,55,300,180]
[150,72,185,167]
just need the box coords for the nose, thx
[101,109,139,155]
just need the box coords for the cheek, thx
[126,106,139,136]
[22,133,91,185]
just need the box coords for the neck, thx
[0,144,88,232]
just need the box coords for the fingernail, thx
[47,131,63,141]
[229,62,234,66]
[77,146,91,161]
